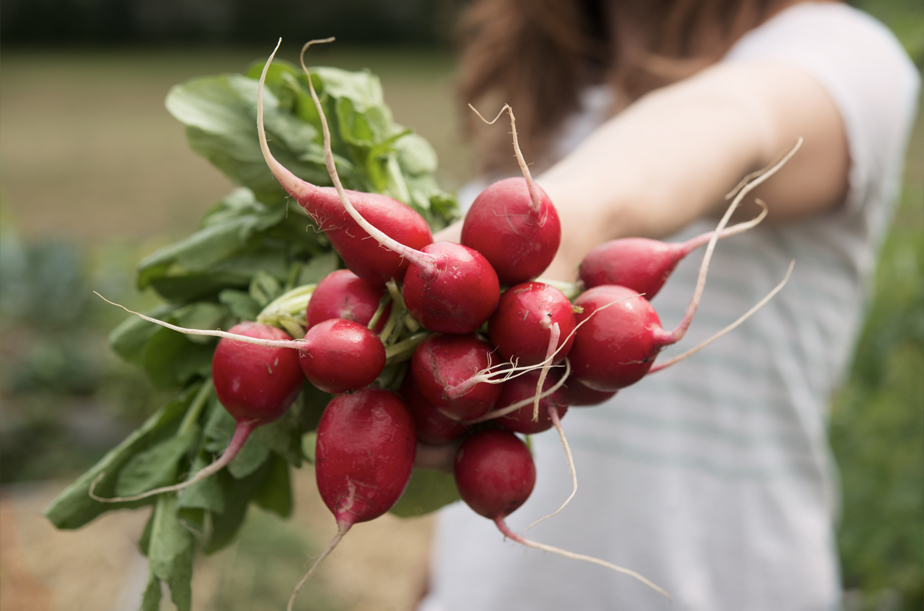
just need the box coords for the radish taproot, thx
[290,39,500,333]
[462,105,561,285]
[578,200,768,298]
[288,387,416,610]
[257,40,433,287]
[91,322,305,502]
[453,428,669,598]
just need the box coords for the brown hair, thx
[457,0,791,173]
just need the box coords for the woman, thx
[419,1,919,609]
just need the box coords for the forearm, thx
[538,61,849,281]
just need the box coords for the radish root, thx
[647,260,795,374]
[469,103,542,215]
[287,522,351,611]
[668,138,802,344]
[493,516,671,600]
[89,419,255,503]
[94,292,308,350]
[525,404,577,530]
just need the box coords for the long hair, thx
[457,0,790,173]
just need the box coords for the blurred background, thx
[0,1,921,610]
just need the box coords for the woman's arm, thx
[538,60,849,280]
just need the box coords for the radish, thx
[570,141,801,391]
[288,39,500,333]
[410,333,503,421]
[400,373,469,445]
[488,281,576,366]
[578,200,768,298]
[306,269,391,333]
[491,370,569,435]
[485,367,578,528]
[288,387,416,610]
[257,40,434,287]
[90,322,305,503]
[95,295,387,396]
[462,105,561,285]
[453,428,669,598]
[565,377,617,407]
[297,318,386,394]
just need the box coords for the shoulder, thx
[724,2,920,118]
[724,2,920,217]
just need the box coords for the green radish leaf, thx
[140,574,162,611]
[203,460,273,555]
[249,270,284,307]
[44,385,199,529]
[177,453,227,516]
[114,425,200,497]
[139,510,154,557]
[296,251,339,286]
[201,399,236,454]
[196,396,271,479]
[108,304,178,366]
[254,403,305,467]
[142,327,213,390]
[253,453,293,518]
[228,434,271,480]
[147,494,194,611]
[218,289,261,322]
[389,469,461,518]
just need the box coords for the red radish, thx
[568,285,667,391]
[297,318,386,394]
[570,142,802,392]
[578,201,768,299]
[462,105,561,285]
[400,374,468,444]
[454,429,536,520]
[453,428,668,598]
[257,40,433,287]
[488,281,576,366]
[492,370,569,435]
[565,377,617,407]
[483,367,578,529]
[287,40,500,333]
[288,387,416,611]
[410,333,503,421]
[94,295,386,395]
[90,322,305,503]
[306,269,391,333]
[400,241,501,334]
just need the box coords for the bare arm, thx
[538,60,849,280]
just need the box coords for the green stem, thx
[367,295,391,332]
[384,332,429,364]
[536,278,585,300]
[179,379,213,436]
[257,284,317,320]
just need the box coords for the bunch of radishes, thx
[95,38,798,609]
